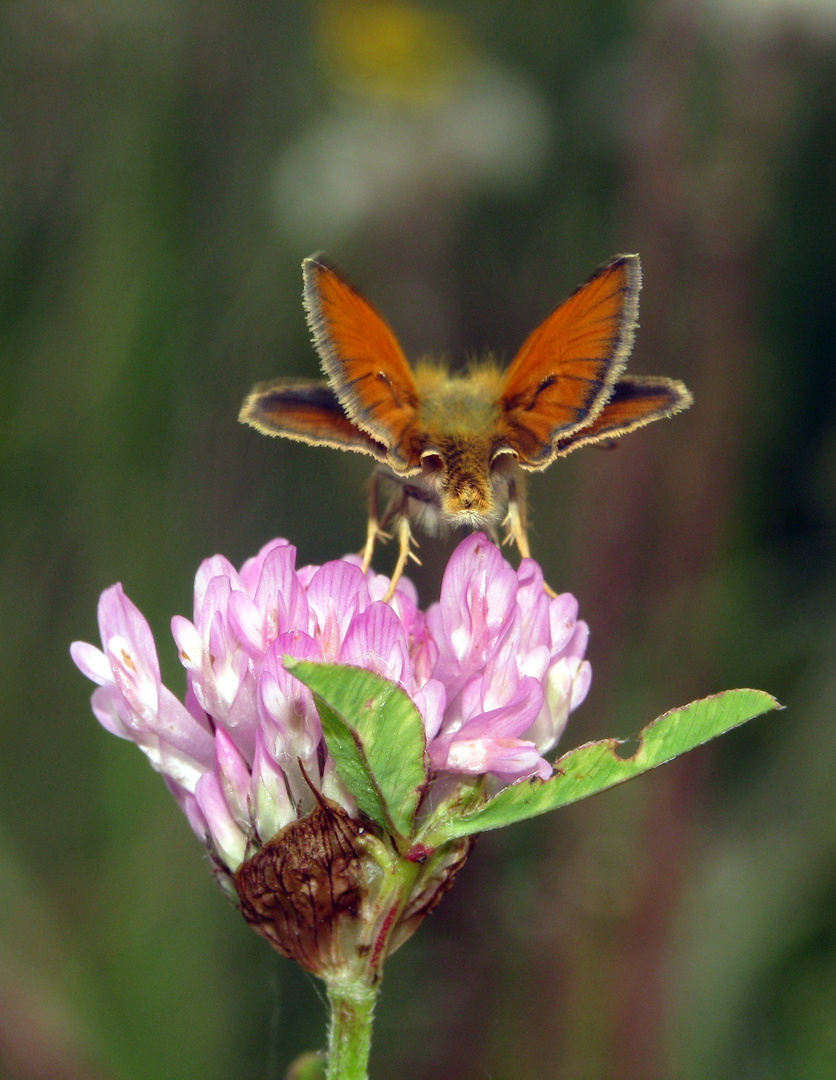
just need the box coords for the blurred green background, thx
[2,1,836,1077]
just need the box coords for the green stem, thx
[325,981,378,1080]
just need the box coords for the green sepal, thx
[423,688,781,843]
[284,659,428,841]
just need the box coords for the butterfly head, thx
[415,433,514,525]
[404,364,513,526]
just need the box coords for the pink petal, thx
[517,643,551,683]
[252,730,295,842]
[306,561,370,654]
[70,641,112,686]
[563,619,590,663]
[214,725,253,822]
[194,772,247,871]
[409,616,439,687]
[357,557,419,619]
[413,678,446,742]
[570,658,592,711]
[529,657,592,754]
[431,534,518,689]
[171,615,202,669]
[220,674,261,763]
[227,590,265,655]
[183,673,210,727]
[195,587,250,720]
[252,543,309,638]
[258,633,322,763]
[433,734,549,780]
[96,584,160,686]
[515,561,552,654]
[90,684,138,739]
[549,593,581,653]
[91,681,213,792]
[459,675,545,741]
[238,538,293,594]
[87,585,162,722]
[295,563,319,589]
[339,601,411,688]
[156,685,216,769]
[193,554,240,616]
[478,622,524,710]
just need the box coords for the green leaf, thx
[285,659,428,841]
[424,688,781,843]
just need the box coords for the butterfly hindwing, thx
[553,375,693,456]
[303,257,423,473]
[499,255,642,469]
[239,379,388,460]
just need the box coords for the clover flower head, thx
[71,534,590,879]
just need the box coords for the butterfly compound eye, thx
[420,450,444,474]
[489,446,518,476]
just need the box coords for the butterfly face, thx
[240,253,692,586]
[401,363,508,525]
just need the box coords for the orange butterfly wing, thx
[499,255,641,469]
[239,380,388,460]
[553,375,693,455]
[303,256,423,473]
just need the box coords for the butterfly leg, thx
[503,475,557,597]
[382,517,414,600]
[382,491,422,600]
[361,471,393,572]
[502,474,531,558]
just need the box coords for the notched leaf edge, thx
[423,687,782,842]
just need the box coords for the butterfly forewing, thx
[553,375,693,455]
[303,257,423,472]
[239,380,388,459]
[499,255,641,468]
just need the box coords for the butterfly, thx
[240,253,692,596]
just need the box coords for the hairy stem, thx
[325,981,378,1080]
